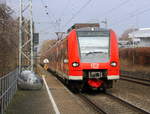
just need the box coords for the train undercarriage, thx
[66,70,113,93]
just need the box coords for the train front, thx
[68,27,120,90]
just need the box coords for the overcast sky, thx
[7,0,150,44]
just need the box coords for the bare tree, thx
[0,4,19,76]
[120,28,138,40]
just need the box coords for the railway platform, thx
[6,66,96,114]
[6,86,55,114]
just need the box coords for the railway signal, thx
[43,59,49,70]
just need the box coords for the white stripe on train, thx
[107,75,120,80]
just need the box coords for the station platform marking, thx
[42,75,60,114]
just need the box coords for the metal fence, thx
[0,69,18,114]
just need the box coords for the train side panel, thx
[107,30,120,80]
[47,39,69,78]
[67,30,83,80]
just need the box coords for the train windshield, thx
[77,31,110,63]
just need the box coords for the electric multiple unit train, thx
[43,23,120,91]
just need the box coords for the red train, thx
[43,23,120,91]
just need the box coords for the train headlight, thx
[110,61,117,67]
[72,62,79,67]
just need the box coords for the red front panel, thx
[67,29,120,79]
[45,28,120,80]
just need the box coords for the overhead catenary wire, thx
[109,1,150,24]
[40,0,58,31]
[97,0,130,27]
[101,0,130,17]
[45,0,93,44]
[130,7,150,17]
[99,0,150,29]
[41,0,57,21]
[63,0,93,29]
[98,0,130,25]
[58,0,70,20]
[110,7,150,27]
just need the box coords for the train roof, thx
[67,23,100,33]
[76,27,109,32]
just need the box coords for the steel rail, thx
[121,71,150,76]
[106,92,150,114]
[121,74,150,82]
[41,65,106,114]
[77,93,107,114]
[42,65,149,113]
[120,76,150,86]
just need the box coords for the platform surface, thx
[6,66,96,114]
[6,86,55,114]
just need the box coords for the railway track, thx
[77,92,150,114]
[121,71,150,81]
[120,75,150,86]
[77,93,107,114]
[44,66,149,113]
[106,92,150,114]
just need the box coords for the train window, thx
[77,31,110,63]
